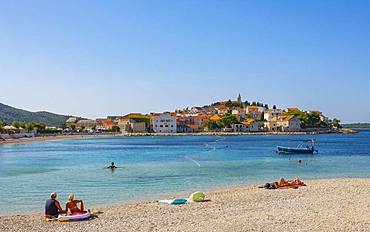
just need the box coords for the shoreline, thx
[0,175,364,217]
[119,129,352,137]
[0,133,120,145]
[0,129,357,145]
[2,177,370,231]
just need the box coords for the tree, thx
[70,124,76,130]
[0,121,6,133]
[306,112,322,127]
[60,123,67,130]
[12,121,20,128]
[284,110,327,128]
[34,122,46,133]
[273,105,277,110]
[264,104,269,109]
[25,122,35,132]
[226,100,233,108]
[220,112,238,128]
[111,125,121,132]
[201,120,222,131]
[331,118,342,128]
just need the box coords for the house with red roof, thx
[209,115,221,121]
[242,119,260,132]
[246,106,265,120]
[216,106,229,115]
[96,118,115,130]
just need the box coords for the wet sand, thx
[1,178,370,232]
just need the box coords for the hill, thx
[0,103,73,127]
[342,123,370,129]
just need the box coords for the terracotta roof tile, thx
[242,119,255,125]
[209,115,221,121]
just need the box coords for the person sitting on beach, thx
[107,162,117,169]
[66,194,85,213]
[278,177,288,187]
[45,192,66,218]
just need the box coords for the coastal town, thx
[0,94,344,140]
[0,94,345,142]
[64,94,339,135]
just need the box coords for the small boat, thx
[276,139,318,154]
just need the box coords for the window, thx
[165,125,168,127]
[160,125,163,127]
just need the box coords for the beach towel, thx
[159,198,188,205]
[57,211,91,222]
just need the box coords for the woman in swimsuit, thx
[66,193,85,213]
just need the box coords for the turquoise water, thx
[1,130,370,215]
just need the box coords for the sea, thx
[1,130,370,215]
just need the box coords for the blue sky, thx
[0,0,369,123]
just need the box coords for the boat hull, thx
[276,146,315,154]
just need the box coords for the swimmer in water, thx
[107,162,117,169]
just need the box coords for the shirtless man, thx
[107,162,117,169]
[65,194,85,213]
[45,192,66,218]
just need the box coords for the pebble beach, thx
[2,178,370,232]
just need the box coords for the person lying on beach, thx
[278,178,305,188]
[45,192,66,218]
[106,162,117,169]
[261,178,306,189]
[66,194,86,213]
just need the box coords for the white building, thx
[232,109,246,120]
[216,107,228,115]
[151,113,177,133]
[265,115,301,132]
[264,109,282,121]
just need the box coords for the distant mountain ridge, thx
[0,103,73,127]
[343,123,370,129]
